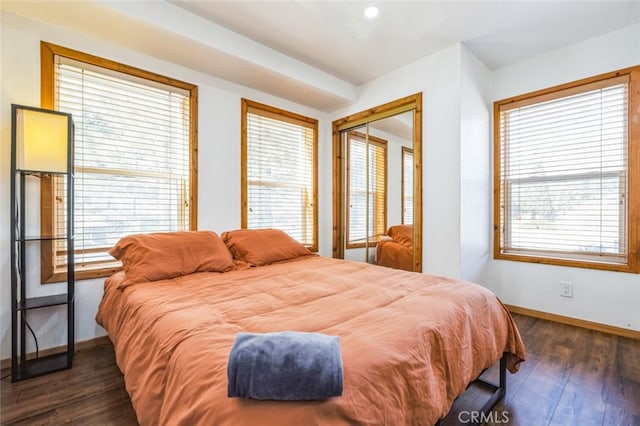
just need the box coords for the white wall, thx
[0,12,332,359]
[459,45,492,284]
[484,23,640,331]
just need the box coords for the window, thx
[40,42,197,282]
[402,147,413,225]
[346,131,387,248]
[494,67,639,272]
[241,99,318,251]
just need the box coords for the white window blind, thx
[347,132,387,247]
[53,57,191,271]
[402,147,414,225]
[498,76,628,263]
[245,104,317,249]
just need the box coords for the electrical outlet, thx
[560,281,573,298]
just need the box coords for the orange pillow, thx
[387,225,413,248]
[221,229,312,266]
[109,231,235,285]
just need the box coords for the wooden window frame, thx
[401,146,413,225]
[345,130,388,249]
[241,99,319,252]
[40,41,198,283]
[493,65,640,273]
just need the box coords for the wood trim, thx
[39,177,55,283]
[0,335,111,369]
[333,93,422,272]
[40,43,55,109]
[505,304,640,340]
[493,65,640,273]
[499,74,629,112]
[493,102,502,261]
[347,130,387,147]
[343,129,354,249]
[628,68,640,273]
[190,86,199,230]
[495,68,637,111]
[39,43,57,283]
[332,122,344,260]
[45,266,123,284]
[240,99,249,230]
[39,41,198,283]
[41,42,195,91]
[312,122,319,253]
[240,98,319,252]
[56,246,115,256]
[495,252,636,273]
[381,131,388,248]
[413,93,422,272]
[246,104,316,128]
[333,94,419,131]
[345,131,388,249]
[347,241,383,249]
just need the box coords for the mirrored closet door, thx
[332,94,422,272]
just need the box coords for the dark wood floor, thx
[1,314,639,425]
[441,314,640,426]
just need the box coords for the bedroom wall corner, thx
[333,44,464,279]
[485,23,640,331]
[459,45,492,284]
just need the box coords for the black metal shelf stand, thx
[10,104,75,382]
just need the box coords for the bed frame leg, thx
[473,355,507,420]
[435,355,507,425]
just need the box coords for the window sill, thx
[494,251,639,273]
[43,265,123,284]
[346,241,383,249]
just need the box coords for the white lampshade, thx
[16,108,69,173]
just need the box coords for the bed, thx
[376,224,414,271]
[96,230,526,426]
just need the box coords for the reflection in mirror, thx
[332,93,422,272]
[402,146,414,225]
[341,110,415,270]
[343,124,386,264]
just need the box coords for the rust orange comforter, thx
[96,256,525,426]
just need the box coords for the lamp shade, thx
[15,107,70,173]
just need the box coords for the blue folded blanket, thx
[227,331,343,400]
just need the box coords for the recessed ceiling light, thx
[363,6,379,19]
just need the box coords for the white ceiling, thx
[171,1,640,85]
[2,1,639,112]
